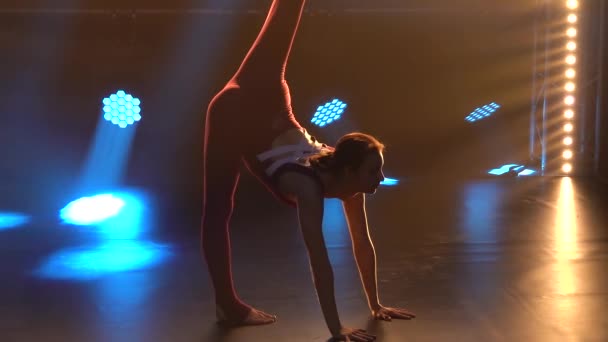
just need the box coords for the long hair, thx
[309,132,385,176]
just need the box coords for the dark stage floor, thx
[1,177,607,342]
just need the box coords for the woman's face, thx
[347,151,385,194]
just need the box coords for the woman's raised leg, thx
[233,0,307,84]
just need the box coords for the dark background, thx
[593,0,608,181]
[0,0,604,221]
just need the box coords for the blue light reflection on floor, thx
[36,189,171,280]
[488,164,537,176]
[462,182,503,244]
[33,241,173,281]
[95,191,148,240]
[0,212,30,230]
[517,169,537,176]
[60,194,124,226]
[60,190,150,239]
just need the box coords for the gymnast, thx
[201,1,415,340]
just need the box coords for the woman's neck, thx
[317,169,356,200]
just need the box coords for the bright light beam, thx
[80,91,139,192]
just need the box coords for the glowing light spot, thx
[565,69,576,79]
[312,99,347,127]
[566,42,576,51]
[565,55,576,65]
[102,90,142,128]
[465,102,501,122]
[566,0,578,10]
[0,212,30,230]
[60,194,125,226]
[564,96,575,105]
[565,82,575,92]
[380,178,399,186]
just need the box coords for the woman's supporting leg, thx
[201,132,241,311]
[200,0,308,325]
[234,0,307,84]
[201,92,277,326]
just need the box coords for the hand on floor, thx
[372,305,416,321]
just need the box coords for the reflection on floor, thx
[0,177,606,341]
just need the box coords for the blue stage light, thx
[465,102,501,122]
[0,212,30,230]
[380,178,399,186]
[102,90,142,128]
[312,99,347,127]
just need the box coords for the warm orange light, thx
[566,0,579,10]
[567,42,576,51]
[564,136,573,145]
[565,69,576,78]
[566,55,576,65]
[567,28,577,37]
[565,82,575,92]
[564,109,575,119]
[567,14,578,23]
[563,150,573,159]
[562,163,573,173]
[564,123,574,132]
[564,96,575,105]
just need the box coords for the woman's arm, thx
[342,193,382,313]
[294,179,343,335]
[279,172,342,334]
[342,194,416,322]
[278,174,379,339]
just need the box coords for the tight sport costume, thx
[201,0,331,317]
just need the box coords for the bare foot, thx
[216,306,277,327]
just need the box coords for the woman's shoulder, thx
[275,165,325,201]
